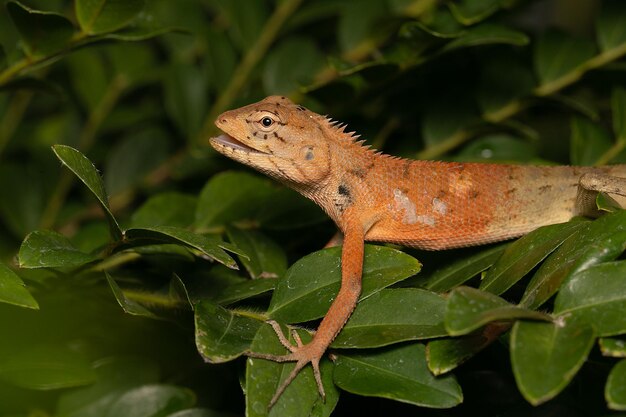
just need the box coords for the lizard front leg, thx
[248,214,365,408]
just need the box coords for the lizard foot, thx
[247,320,325,408]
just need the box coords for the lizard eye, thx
[261,117,273,127]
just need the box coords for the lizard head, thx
[211,96,332,186]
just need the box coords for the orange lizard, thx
[210,95,626,407]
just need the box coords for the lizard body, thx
[210,95,626,406]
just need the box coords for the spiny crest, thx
[321,115,401,160]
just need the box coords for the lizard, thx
[210,95,626,407]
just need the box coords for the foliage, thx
[1,0,626,416]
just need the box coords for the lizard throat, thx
[211,134,268,155]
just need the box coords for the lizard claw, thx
[246,321,326,408]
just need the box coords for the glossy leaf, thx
[0,344,96,389]
[606,360,626,410]
[194,172,274,230]
[104,384,195,417]
[480,220,586,295]
[332,288,446,348]
[418,244,506,292]
[246,324,339,416]
[445,286,550,336]
[268,245,421,323]
[534,31,596,86]
[226,226,287,279]
[426,323,509,375]
[76,0,145,35]
[510,319,595,405]
[555,261,626,336]
[106,273,157,319]
[163,63,207,140]
[570,117,612,165]
[600,337,626,358]
[7,1,74,56]
[18,230,98,268]
[131,192,197,228]
[597,0,626,52]
[52,145,122,240]
[124,226,239,269]
[0,261,38,309]
[334,343,462,408]
[521,210,626,309]
[194,301,262,363]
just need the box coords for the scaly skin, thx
[210,95,626,407]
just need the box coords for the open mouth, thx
[211,134,266,154]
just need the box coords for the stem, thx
[199,0,303,142]
[595,141,626,166]
[89,251,141,272]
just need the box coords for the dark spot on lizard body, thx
[538,184,552,193]
[334,183,353,212]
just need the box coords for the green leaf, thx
[337,0,387,52]
[18,230,98,269]
[480,220,587,295]
[333,343,462,408]
[332,288,446,348]
[57,356,160,417]
[131,192,197,229]
[0,262,38,309]
[167,410,222,417]
[52,145,122,240]
[76,0,145,35]
[268,245,421,323]
[124,226,239,269]
[597,0,626,52]
[104,384,195,417]
[194,172,274,230]
[613,87,626,142]
[417,244,506,292]
[600,337,626,358]
[211,278,277,306]
[534,31,596,86]
[426,323,509,375]
[226,227,287,279]
[606,360,626,410]
[442,24,529,52]
[454,134,537,163]
[194,301,262,363]
[448,0,503,25]
[521,210,626,309]
[7,1,74,56]
[570,117,612,165]
[445,286,550,336]
[0,343,97,389]
[106,273,157,319]
[246,324,339,416]
[555,261,626,336]
[510,319,595,405]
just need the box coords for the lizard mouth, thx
[210,134,267,155]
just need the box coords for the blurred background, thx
[0,0,624,415]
